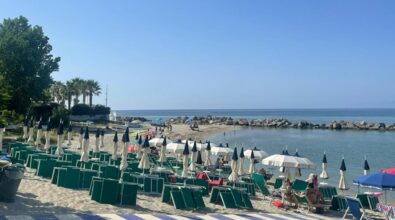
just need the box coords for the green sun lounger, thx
[171,190,186,210]
[292,179,308,193]
[274,178,283,189]
[181,188,196,209]
[192,190,206,209]
[119,182,138,206]
[241,192,253,209]
[230,188,245,208]
[220,191,237,209]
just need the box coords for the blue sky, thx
[2,1,395,109]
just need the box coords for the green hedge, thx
[71,104,110,115]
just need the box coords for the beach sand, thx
[1,124,347,218]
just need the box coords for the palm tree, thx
[86,80,101,107]
[80,80,88,104]
[69,78,84,105]
[65,81,74,110]
[50,81,66,105]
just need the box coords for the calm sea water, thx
[115,109,395,124]
[117,109,395,201]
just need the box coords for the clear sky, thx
[2,1,395,110]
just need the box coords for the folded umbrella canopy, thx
[158,136,168,168]
[55,121,65,156]
[94,129,100,154]
[181,141,190,177]
[338,158,348,190]
[67,125,72,146]
[238,147,245,176]
[248,150,256,174]
[204,141,212,167]
[27,119,35,144]
[319,153,329,179]
[35,119,43,147]
[111,131,119,160]
[196,151,203,165]
[78,127,84,150]
[80,127,90,162]
[189,141,198,171]
[138,136,151,172]
[44,119,51,150]
[100,129,105,148]
[120,128,130,171]
[364,157,370,175]
[136,135,143,159]
[228,147,239,182]
[23,117,28,141]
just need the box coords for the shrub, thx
[71,104,92,115]
[28,103,59,120]
[92,105,111,115]
[51,106,69,127]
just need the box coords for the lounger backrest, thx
[220,192,237,208]
[274,178,283,189]
[230,188,245,208]
[292,179,308,193]
[345,197,363,220]
[192,190,206,209]
[180,188,196,209]
[170,190,186,210]
[367,195,379,211]
[241,192,253,209]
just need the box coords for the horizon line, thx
[113,107,395,111]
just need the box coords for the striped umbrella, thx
[120,128,130,171]
[94,129,100,154]
[181,141,190,177]
[364,157,370,175]
[338,158,349,190]
[248,150,256,174]
[80,127,90,162]
[35,119,43,147]
[44,119,51,150]
[228,147,239,182]
[238,147,245,176]
[67,125,72,146]
[55,121,64,156]
[111,131,119,160]
[100,129,105,148]
[189,141,198,171]
[319,153,329,179]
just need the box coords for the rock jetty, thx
[167,116,395,131]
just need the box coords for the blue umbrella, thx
[353,172,395,203]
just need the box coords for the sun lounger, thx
[295,194,330,213]
[367,195,379,211]
[274,178,283,190]
[241,192,254,209]
[292,179,308,193]
[330,195,348,211]
[119,182,138,206]
[192,190,206,209]
[343,197,373,220]
[180,188,196,209]
[230,188,245,208]
[220,191,237,208]
[170,190,186,210]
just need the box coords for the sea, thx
[116,109,395,201]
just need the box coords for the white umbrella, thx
[150,137,171,147]
[55,121,65,156]
[27,120,35,144]
[294,150,302,177]
[67,125,72,146]
[94,129,100,154]
[111,131,119,160]
[22,118,28,141]
[181,142,190,177]
[364,158,370,175]
[78,127,84,150]
[319,153,329,179]
[238,147,245,176]
[189,141,198,171]
[244,148,269,160]
[80,127,90,162]
[339,158,348,190]
[138,136,151,173]
[44,120,51,150]
[136,135,143,159]
[100,129,105,148]
[158,137,168,167]
[204,141,212,166]
[0,126,4,152]
[248,150,256,174]
[228,147,239,182]
[35,120,43,147]
[120,128,130,171]
[166,142,187,154]
[211,146,233,156]
[223,143,231,162]
[262,154,314,169]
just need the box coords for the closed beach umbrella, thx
[136,135,143,159]
[80,127,90,162]
[120,128,130,171]
[338,158,348,190]
[23,117,28,140]
[111,131,119,160]
[228,147,239,182]
[196,151,203,165]
[294,150,302,177]
[44,119,51,150]
[244,148,269,160]
[0,125,4,152]
[238,147,245,176]
[100,129,105,148]
[181,141,190,177]
[189,141,198,171]
[364,157,370,175]
[78,127,84,150]
[94,129,100,153]
[223,143,231,162]
[35,119,43,147]
[55,121,65,156]
[319,153,329,179]
[204,141,212,166]
[248,150,256,174]
[158,137,168,167]
[138,136,151,172]
[67,125,72,146]
[27,119,35,144]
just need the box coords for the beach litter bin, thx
[0,163,25,202]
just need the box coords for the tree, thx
[0,16,60,114]
[69,77,84,105]
[86,80,101,107]
[49,81,66,105]
[80,79,88,104]
[65,81,74,110]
